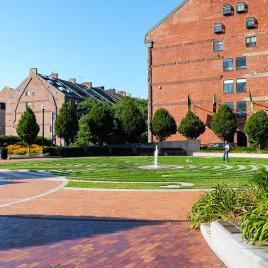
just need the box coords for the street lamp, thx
[41,104,45,153]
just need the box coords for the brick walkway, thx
[0,172,225,267]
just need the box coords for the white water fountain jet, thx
[153,145,159,168]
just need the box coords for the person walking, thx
[223,141,230,162]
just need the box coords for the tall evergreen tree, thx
[211,105,237,142]
[178,111,205,140]
[55,103,78,146]
[151,108,177,142]
[16,107,40,154]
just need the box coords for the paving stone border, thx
[201,221,268,268]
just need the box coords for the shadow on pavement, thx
[0,215,184,250]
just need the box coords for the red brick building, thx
[145,0,268,146]
[0,68,125,144]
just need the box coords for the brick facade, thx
[145,0,268,146]
[1,68,124,145]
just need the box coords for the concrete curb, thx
[201,221,268,268]
[194,152,268,159]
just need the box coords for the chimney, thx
[107,88,116,94]
[118,91,127,97]
[29,68,38,76]
[50,72,58,80]
[82,82,92,88]
[69,78,77,84]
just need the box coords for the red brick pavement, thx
[0,177,225,267]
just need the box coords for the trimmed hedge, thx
[0,135,51,147]
[43,145,187,157]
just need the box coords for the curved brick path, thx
[0,172,225,267]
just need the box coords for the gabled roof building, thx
[1,68,125,142]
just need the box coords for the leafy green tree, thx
[77,98,97,119]
[114,97,146,143]
[16,107,40,154]
[77,102,114,145]
[211,105,237,142]
[244,111,268,149]
[178,111,205,140]
[55,103,78,146]
[151,108,177,142]
[131,98,148,142]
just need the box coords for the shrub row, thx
[43,146,187,157]
[0,135,52,147]
[8,144,42,155]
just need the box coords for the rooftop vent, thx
[50,72,58,80]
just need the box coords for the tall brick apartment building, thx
[0,68,124,143]
[145,0,268,146]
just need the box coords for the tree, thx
[16,107,40,154]
[55,103,78,146]
[151,108,177,142]
[76,102,114,145]
[244,111,268,149]
[77,98,97,119]
[114,97,146,143]
[211,105,237,142]
[178,111,205,140]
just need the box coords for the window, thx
[246,17,258,29]
[25,90,30,97]
[224,102,234,111]
[223,58,233,71]
[214,23,225,34]
[236,101,247,118]
[223,4,234,16]
[26,102,31,108]
[246,36,256,47]
[213,41,224,52]
[236,56,247,70]
[236,2,247,13]
[237,79,247,93]
[224,80,234,94]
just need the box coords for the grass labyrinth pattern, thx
[1,156,267,190]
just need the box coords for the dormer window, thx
[236,2,248,13]
[223,4,234,16]
[246,17,258,29]
[214,23,225,34]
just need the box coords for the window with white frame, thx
[25,90,30,97]
[246,36,256,47]
[224,80,234,94]
[213,41,224,52]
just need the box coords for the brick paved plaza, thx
[0,170,225,267]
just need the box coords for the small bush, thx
[251,170,268,192]
[0,135,20,147]
[8,144,42,155]
[188,184,263,229]
[240,200,268,246]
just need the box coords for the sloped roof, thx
[145,0,189,37]
[39,74,119,104]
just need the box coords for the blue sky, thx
[0,0,182,98]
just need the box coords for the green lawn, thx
[0,156,267,190]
